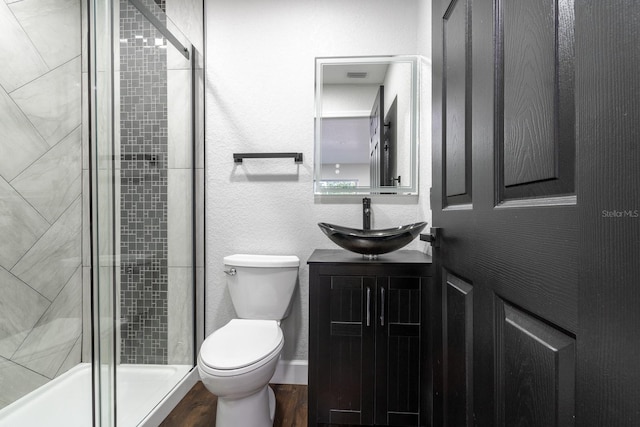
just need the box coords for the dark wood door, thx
[432,0,640,426]
[370,85,384,186]
[382,97,398,187]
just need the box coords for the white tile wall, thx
[168,267,194,364]
[0,89,49,181]
[167,169,193,268]
[0,178,50,269]
[165,0,205,360]
[11,198,82,301]
[11,57,82,147]
[11,127,82,223]
[0,0,83,409]
[0,267,50,358]
[0,357,49,408]
[9,0,81,70]
[11,267,82,378]
[0,1,49,92]
[168,69,193,169]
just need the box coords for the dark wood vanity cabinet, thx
[308,249,433,427]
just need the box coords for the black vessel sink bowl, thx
[318,222,428,256]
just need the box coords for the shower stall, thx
[0,0,205,425]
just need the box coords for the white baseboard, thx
[270,359,308,385]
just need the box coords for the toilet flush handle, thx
[223,268,237,276]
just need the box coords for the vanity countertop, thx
[307,249,432,265]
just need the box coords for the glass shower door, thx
[89,0,118,424]
[90,0,203,425]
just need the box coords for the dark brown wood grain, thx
[160,382,217,427]
[159,382,308,427]
[273,384,309,427]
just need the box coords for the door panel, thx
[382,97,398,187]
[370,86,384,187]
[502,0,556,186]
[497,0,575,200]
[442,272,473,427]
[443,0,472,204]
[497,302,575,427]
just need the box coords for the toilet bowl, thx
[197,254,299,427]
[197,319,284,426]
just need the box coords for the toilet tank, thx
[224,254,300,320]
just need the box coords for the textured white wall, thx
[205,0,432,360]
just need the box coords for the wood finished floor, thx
[160,382,308,427]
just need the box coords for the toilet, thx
[197,254,300,427]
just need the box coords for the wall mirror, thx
[314,56,419,195]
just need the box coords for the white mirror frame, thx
[314,55,419,196]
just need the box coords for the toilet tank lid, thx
[224,254,300,268]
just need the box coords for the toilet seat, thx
[199,319,284,377]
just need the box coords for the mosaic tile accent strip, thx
[119,0,168,365]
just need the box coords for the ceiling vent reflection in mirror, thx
[314,56,419,196]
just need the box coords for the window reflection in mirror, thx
[314,56,419,195]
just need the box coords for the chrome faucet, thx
[363,197,371,230]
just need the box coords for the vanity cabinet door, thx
[315,274,376,425]
[308,250,432,427]
[375,276,425,426]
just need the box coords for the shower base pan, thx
[0,363,193,427]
